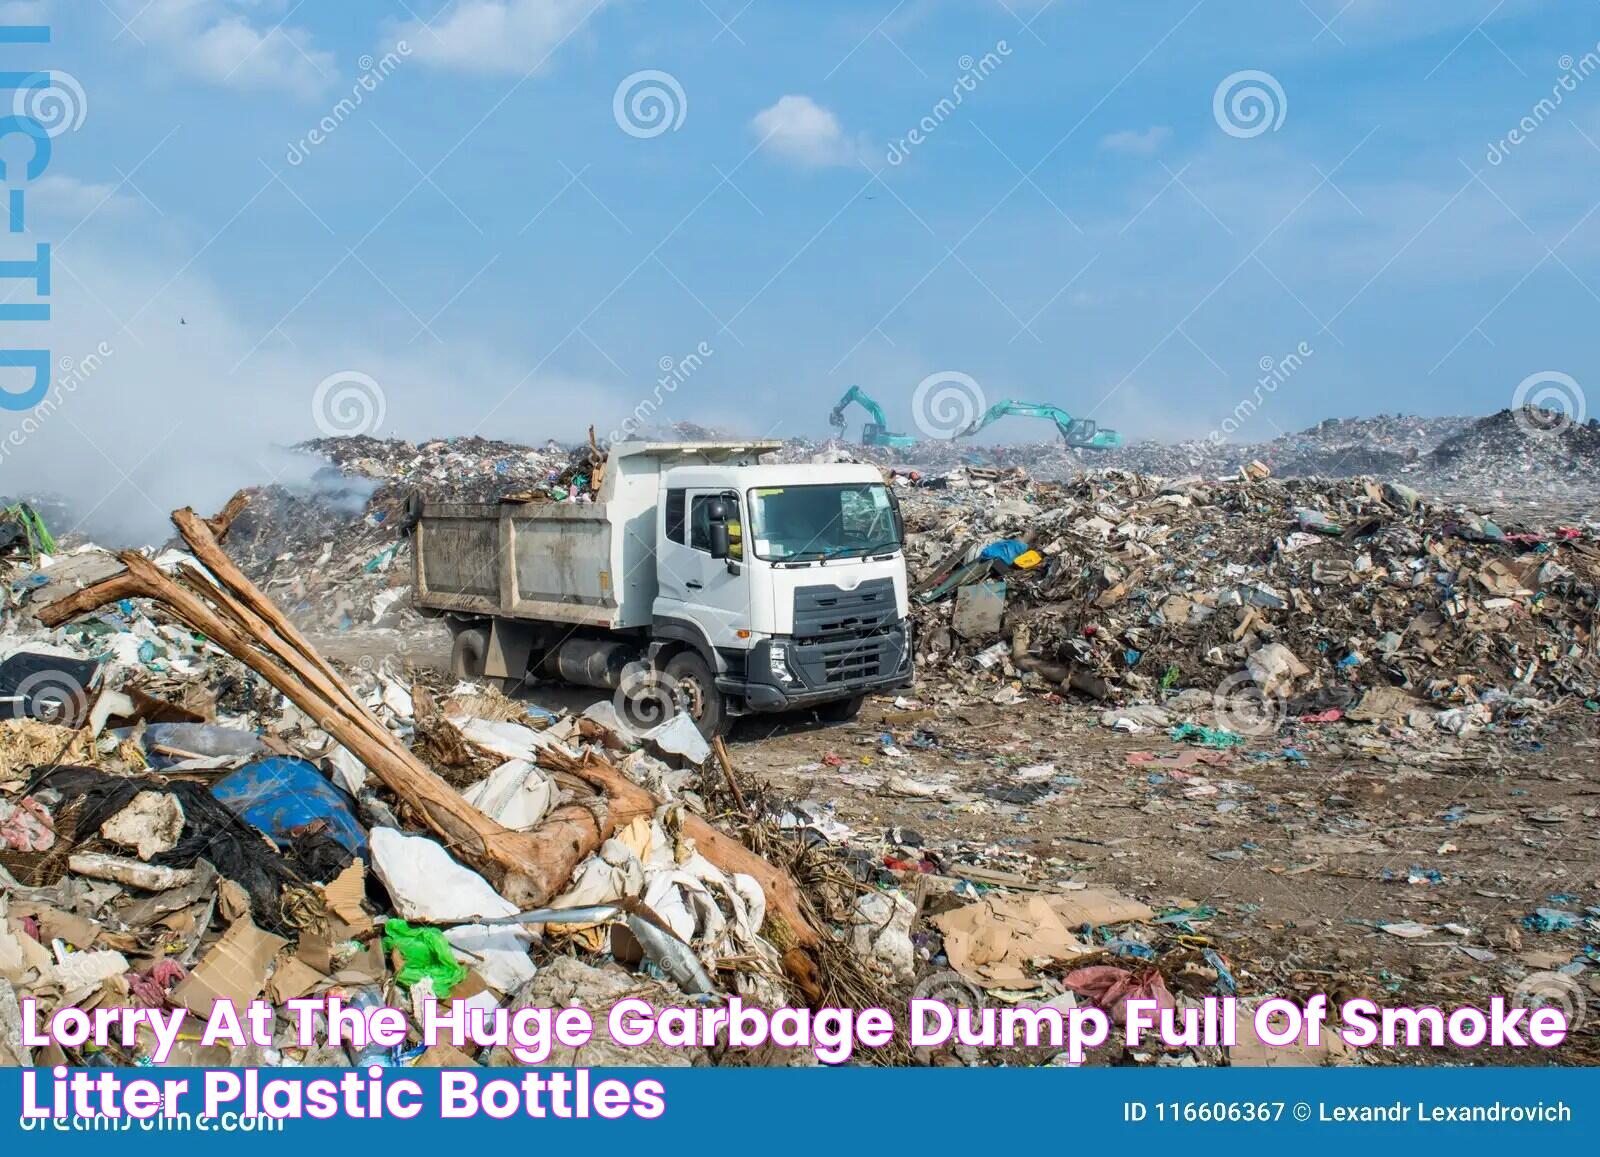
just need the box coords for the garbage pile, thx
[0,497,845,1069]
[776,411,1596,499]
[899,463,1600,743]
[211,437,601,633]
[1,443,1595,1069]
[300,434,593,503]
[1424,407,1600,498]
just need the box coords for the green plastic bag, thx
[382,918,467,997]
[1169,722,1245,749]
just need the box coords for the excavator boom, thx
[828,385,917,449]
[957,399,1121,449]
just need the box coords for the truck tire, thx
[449,623,490,680]
[664,651,727,739]
[816,694,866,723]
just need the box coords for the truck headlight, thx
[769,642,794,684]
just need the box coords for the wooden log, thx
[173,507,365,719]
[173,562,405,769]
[36,571,146,627]
[205,491,251,540]
[47,551,604,908]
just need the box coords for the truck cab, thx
[653,462,912,728]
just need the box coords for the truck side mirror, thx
[704,498,730,523]
[708,522,731,559]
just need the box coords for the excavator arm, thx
[828,385,888,433]
[957,399,1121,450]
[828,385,917,449]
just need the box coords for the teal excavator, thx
[956,400,1122,449]
[828,385,918,449]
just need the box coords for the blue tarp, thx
[978,538,1030,565]
[213,756,367,858]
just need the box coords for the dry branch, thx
[40,548,602,907]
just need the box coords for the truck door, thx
[656,487,750,650]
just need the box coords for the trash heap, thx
[0,493,1423,1070]
[0,495,853,1069]
[0,442,1595,1068]
[70,412,1591,643]
[1424,407,1600,498]
[213,437,601,634]
[775,410,1595,500]
[900,463,1600,741]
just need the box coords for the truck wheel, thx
[664,651,727,738]
[449,623,523,695]
[449,623,490,680]
[816,694,866,723]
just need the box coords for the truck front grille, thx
[787,624,907,687]
[792,578,897,639]
[786,580,906,688]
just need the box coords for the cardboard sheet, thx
[1045,887,1154,928]
[172,919,287,1016]
[932,894,1092,988]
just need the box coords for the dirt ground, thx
[321,624,1600,1067]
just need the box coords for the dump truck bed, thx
[413,500,630,628]
[412,440,784,631]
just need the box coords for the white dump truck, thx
[410,440,913,735]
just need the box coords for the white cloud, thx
[752,95,862,169]
[117,1,335,99]
[1101,126,1172,156]
[393,0,603,75]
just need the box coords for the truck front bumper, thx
[718,622,913,713]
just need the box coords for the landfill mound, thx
[1096,414,1472,481]
[903,465,1598,736]
[775,411,1591,498]
[1425,407,1600,491]
[124,426,1600,723]
[216,438,599,633]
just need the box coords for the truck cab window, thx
[665,489,686,544]
[746,483,901,561]
[690,492,743,559]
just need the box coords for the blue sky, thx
[1,0,1597,538]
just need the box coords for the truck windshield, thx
[746,483,903,562]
